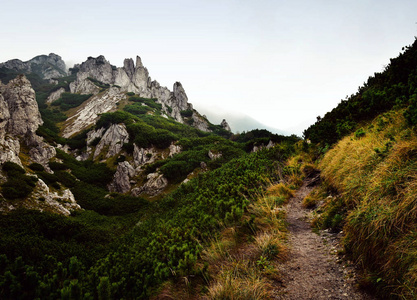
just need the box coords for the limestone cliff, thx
[62,87,126,138]
[0,75,55,167]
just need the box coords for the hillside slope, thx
[312,110,417,298]
[0,53,300,299]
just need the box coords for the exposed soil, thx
[273,174,376,300]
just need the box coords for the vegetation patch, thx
[51,93,92,111]
[315,110,417,297]
[1,162,38,200]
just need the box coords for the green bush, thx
[48,162,68,171]
[180,109,193,117]
[404,94,417,125]
[51,93,92,111]
[28,163,45,172]
[1,162,38,200]
[96,111,136,129]
[124,103,151,115]
[2,162,25,176]
[354,128,366,138]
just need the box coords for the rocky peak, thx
[221,119,231,132]
[0,53,67,79]
[136,56,144,68]
[77,56,114,84]
[123,58,135,79]
[69,54,212,132]
[173,82,189,110]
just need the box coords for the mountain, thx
[0,52,301,299]
[0,52,297,211]
[3,38,417,298]
[0,53,67,80]
[0,53,245,206]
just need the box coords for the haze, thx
[1,0,416,135]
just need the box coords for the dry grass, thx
[302,186,325,209]
[266,183,294,200]
[204,260,272,300]
[317,110,417,297]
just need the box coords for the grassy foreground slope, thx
[0,142,298,299]
[313,110,417,298]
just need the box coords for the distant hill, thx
[195,104,289,135]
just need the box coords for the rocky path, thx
[273,175,375,300]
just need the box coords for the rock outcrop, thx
[93,124,129,160]
[46,87,66,104]
[133,144,158,167]
[0,75,55,167]
[208,150,222,160]
[252,140,276,152]
[109,161,136,194]
[62,87,126,138]
[221,119,232,132]
[132,172,168,196]
[0,53,67,79]
[70,56,209,128]
[31,179,81,216]
[1,75,43,136]
[69,74,101,95]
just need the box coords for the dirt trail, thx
[273,174,375,300]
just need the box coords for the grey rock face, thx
[0,75,55,168]
[221,119,231,132]
[133,144,158,167]
[252,140,275,152]
[208,150,222,160]
[2,75,43,137]
[169,143,181,157]
[109,161,136,193]
[46,87,66,104]
[0,91,11,141]
[62,87,126,138]
[0,176,81,216]
[77,55,114,84]
[131,172,168,196]
[29,140,56,169]
[69,73,101,95]
[0,136,22,166]
[32,179,80,216]
[93,124,129,160]
[0,53,67,79]
[192,112,211,132]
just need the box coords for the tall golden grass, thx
[318,110,417,298]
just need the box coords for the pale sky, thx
[1,0,416,135]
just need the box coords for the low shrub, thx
[1,162,38,200]
[51,93,92,110]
